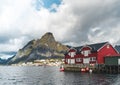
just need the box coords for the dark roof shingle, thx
[75,42,108,52]
[115,45,120,53]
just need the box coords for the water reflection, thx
[0,66,119,85]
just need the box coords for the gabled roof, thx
[75,42,108,52]
[68,48,77,52]
[75,46,82,51]
[88,42,108,51]
[115,45,120,53]
[74,46,83,54]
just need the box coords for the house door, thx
[83,58,90,64]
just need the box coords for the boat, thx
[60,65,64,72]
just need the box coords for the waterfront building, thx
[65,42,118,65]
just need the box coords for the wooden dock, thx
[96,65,120,74]
[63,64,120,74]
[63,64,96,72]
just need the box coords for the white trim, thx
[81,50,91,56]
[68,47,77,52]
[114,46,120,54]
[79,45,92,51]
[107,44,110,48]
[83,58,90,64]
[68,59,75,64]
[97,42,119,54]
[71,59,75,64]
[84,50,89,56]
[97,42,109,52]
[70,52,76,57]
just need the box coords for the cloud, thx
[60,0,120,45]
[0,0,120,57]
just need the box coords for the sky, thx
[0,0,120,59]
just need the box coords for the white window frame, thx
[90,57,96,61]
[83,50,90,56]
[76,58,82,62]
[107,45,110,48]
[67,59,75,64]
[71,52,76,57]
[68,52,76,57]
[70,59,75,64]
[83,58,90,64]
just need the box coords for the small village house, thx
[65,42,119,66]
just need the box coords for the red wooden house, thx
[65,42,118,65]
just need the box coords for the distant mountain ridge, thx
[8,32,69,64]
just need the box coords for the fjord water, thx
[0,66,120,85]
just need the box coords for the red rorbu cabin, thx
[65,42,118,65]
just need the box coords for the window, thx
[71,59,75,64]
[71,52,76,57]
[68,59,70,64]
[67,59,75,64]
[76,58,82,62]
[82,50,90,56]
[83,58,90,64]
[68,52,76,57]
[107,45,110,48]
[90,57,96,61]
[93,57,96,61]
[84,50,89,56]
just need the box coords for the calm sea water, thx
[0,66,120,85]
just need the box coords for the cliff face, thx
[8,32,69,64]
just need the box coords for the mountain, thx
[0,58,7,65]
[8,32,69,64]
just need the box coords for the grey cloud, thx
[62,0,120,45]
[0,36,10,43]
[1,0,120,53]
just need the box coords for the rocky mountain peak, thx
[40,32,55,44]
[8,32,69,64]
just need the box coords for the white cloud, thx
[0,0,120,55]
[0,36,29,52]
